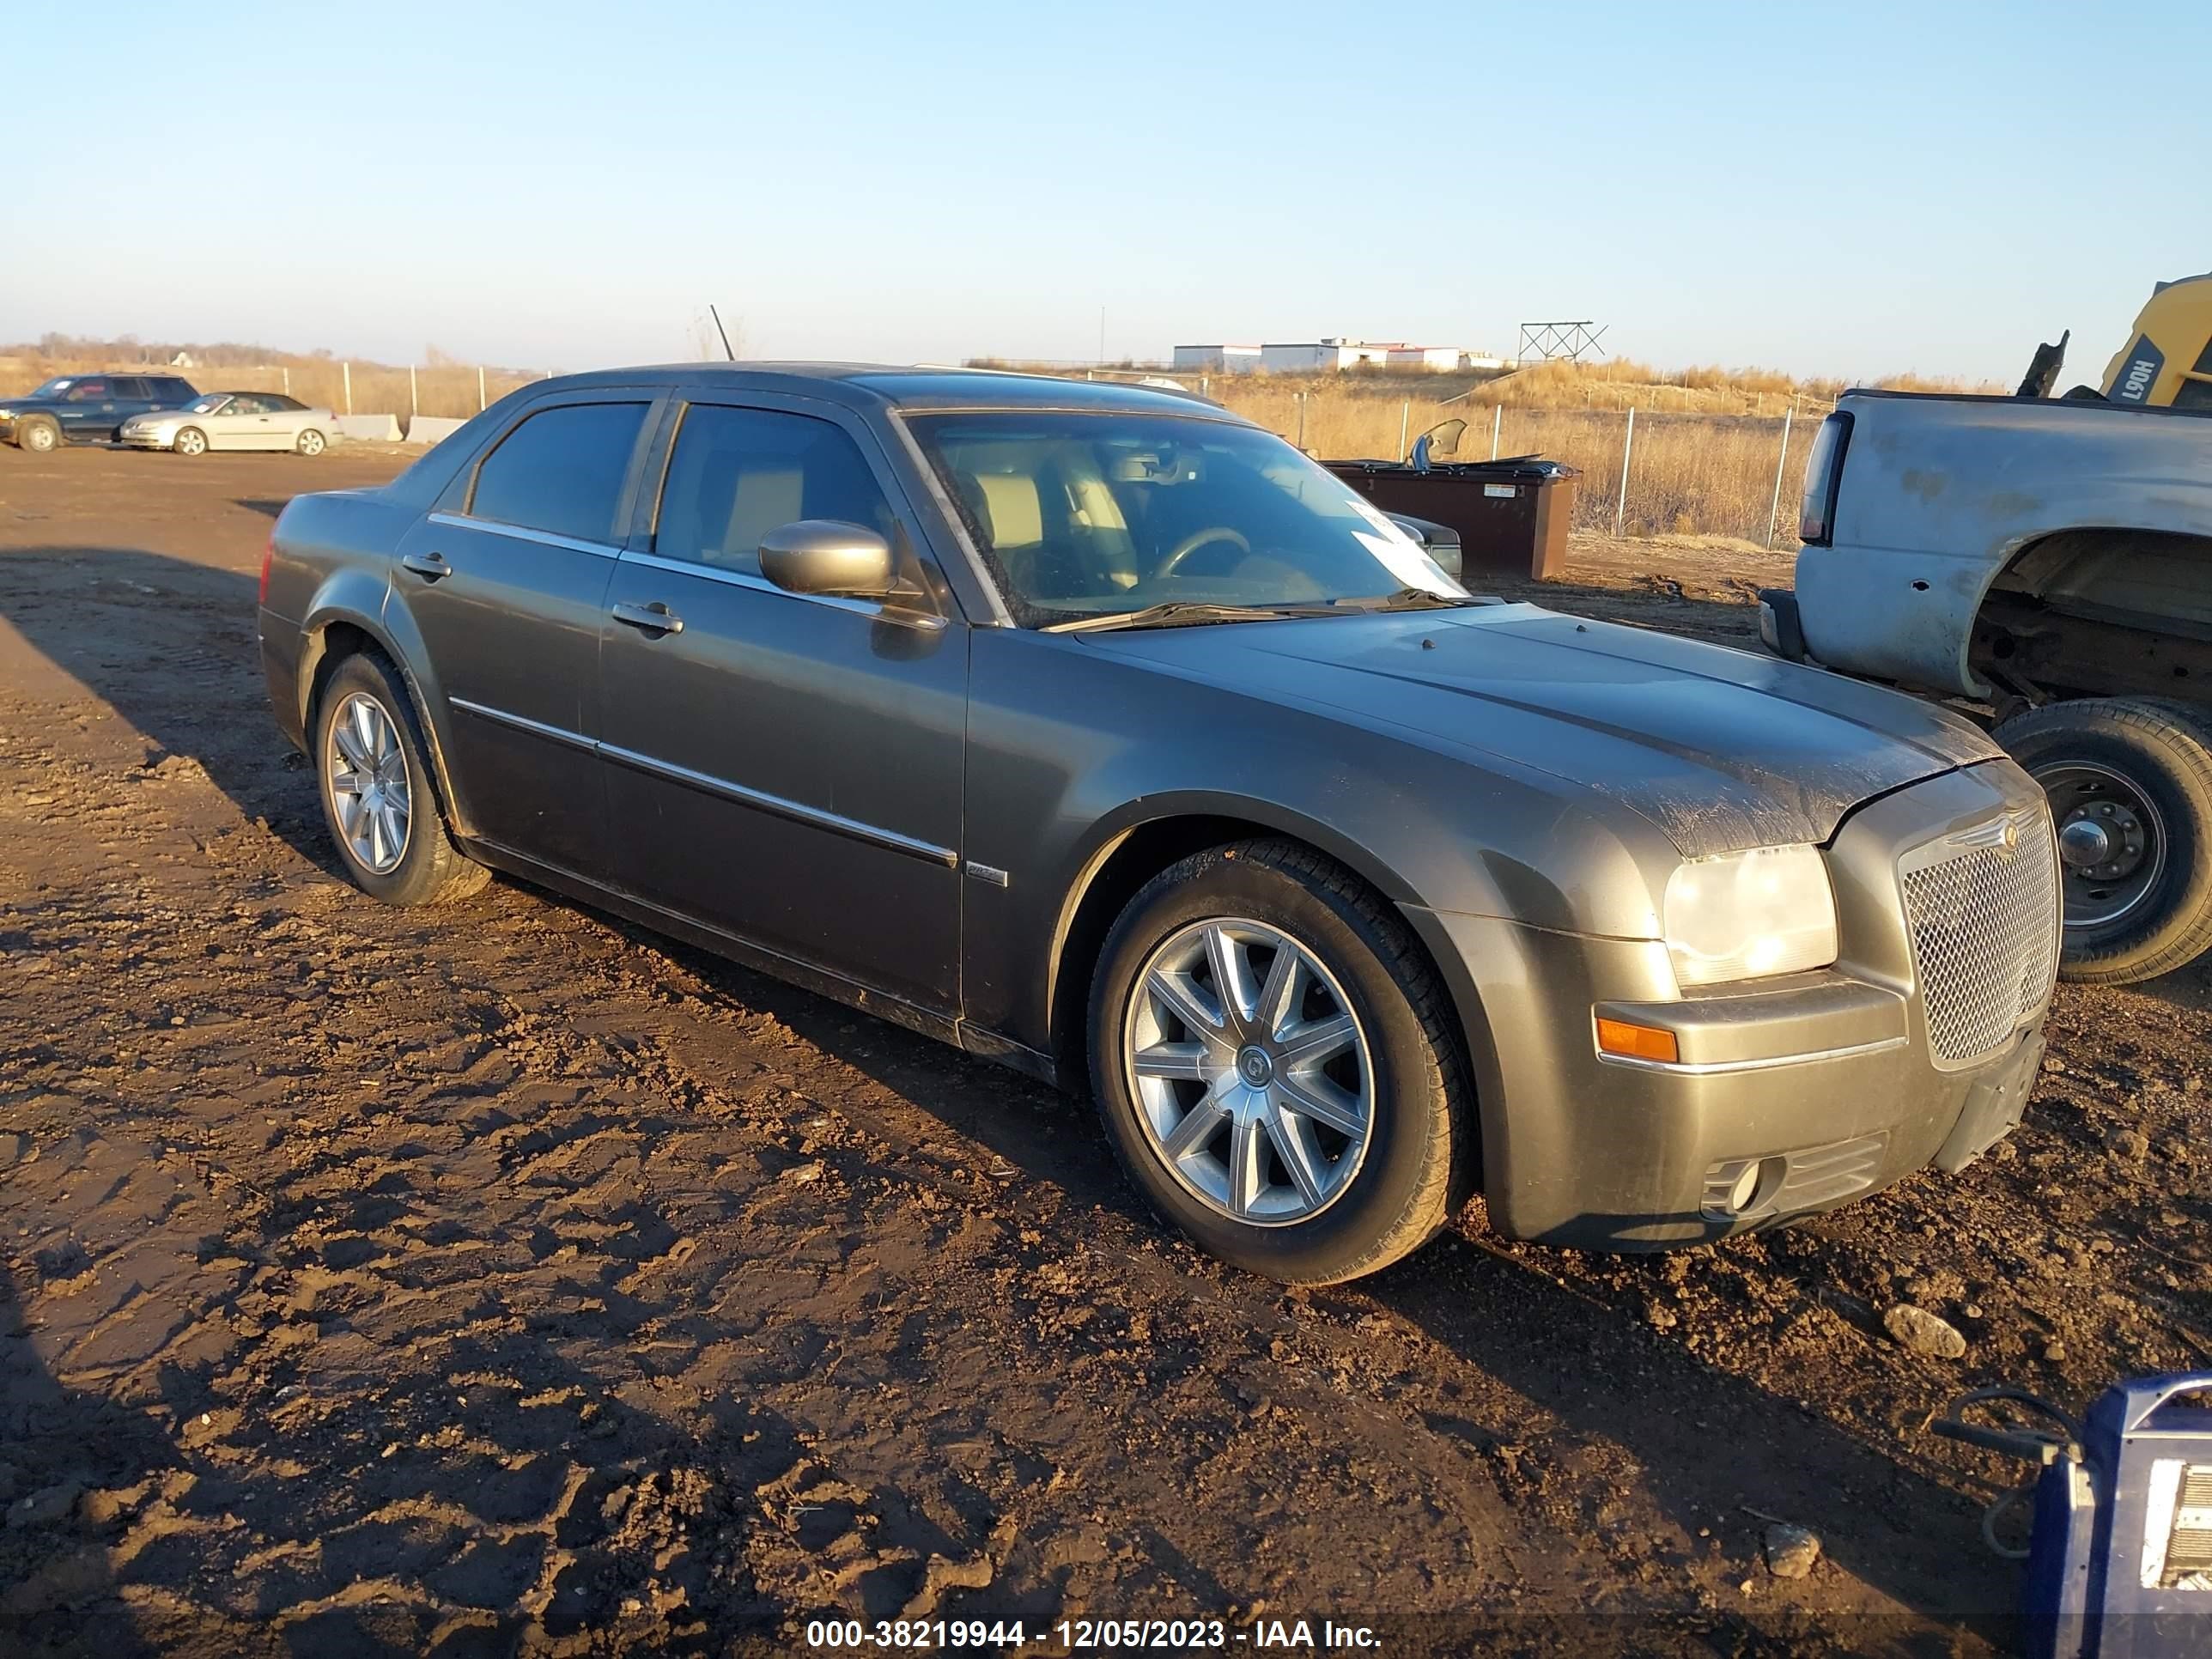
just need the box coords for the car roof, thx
[532,362,1243,421]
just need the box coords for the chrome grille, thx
[1899,807,2060,1067]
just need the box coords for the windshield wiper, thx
[1042,601,1336,635]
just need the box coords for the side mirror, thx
[758,520,896,599]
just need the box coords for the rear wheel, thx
[174,426,208,457]
[1996,698,2212,982]
[1087,839,1473,1284]
[16,417,59,453]
[295,428,326,456]
[313,653,488,906]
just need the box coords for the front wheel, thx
[295,428,326,456]
[1996,698,2212,982]
[1087,840,1474,1284]
[16,417,59,453]
[313,653,488,906]
[174,426,208,457]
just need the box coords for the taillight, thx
[258,530,274,605]
[1797,410,1853,545]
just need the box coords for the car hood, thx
[1085,602,2001,856]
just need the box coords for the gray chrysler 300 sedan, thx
[259,366,2060,1283]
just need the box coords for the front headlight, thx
[1663,844,1838,986]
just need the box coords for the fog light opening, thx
[1727,1162,1761,1213]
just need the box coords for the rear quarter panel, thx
[1796,393,2212,696]
[261,489,421,748]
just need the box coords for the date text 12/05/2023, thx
[804,1616,1383,1650]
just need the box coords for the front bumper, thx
[117,428,173,449]
[1408,759,2056,1249]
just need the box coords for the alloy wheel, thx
[325,692,412,874]
[1122,917,1374,1224]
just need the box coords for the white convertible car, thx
[119,392,337,456]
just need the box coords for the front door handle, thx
[611,600,684,635]
[400,551,452,580]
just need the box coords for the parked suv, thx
[0,373,200,451]
[260,365,2061,1283]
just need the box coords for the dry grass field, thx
[1217,384,1814,544]
[1062,358,2007,545]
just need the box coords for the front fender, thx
[961,628,1673,1054]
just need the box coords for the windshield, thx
[905,410,1466,626]
[27,378,72,399]
[183,395,230,414]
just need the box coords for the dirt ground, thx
[2,444,2207,1658]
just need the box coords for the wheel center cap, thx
[2059,816,2112,869]
[1237,1046,1274,1087]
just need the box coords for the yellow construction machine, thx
[2019,270,2212,404]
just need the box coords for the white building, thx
[1170,343,1262,373]
[1259,338,1399,373]
[1385,345,1468,372]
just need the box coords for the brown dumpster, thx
[1326,456,1580,581]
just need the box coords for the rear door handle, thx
[611,600,684,635]
[400,551,451,580]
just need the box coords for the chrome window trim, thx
[426,510,620,560]
[447,697,596,753]
[1594,1032,1908,1076]
[599,740,957,868]
[617,548,946,631]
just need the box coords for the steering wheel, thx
[1156,526,1251,578]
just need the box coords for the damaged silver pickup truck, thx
[1761,389,2212,982]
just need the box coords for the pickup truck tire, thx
[313,653,489,908]
[1087,839,1473,1284]
[1995,698,2212,983]
[15,416,59,453]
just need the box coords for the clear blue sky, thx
[9,1,2206,381]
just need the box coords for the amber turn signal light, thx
[1595,1017,1680,1065]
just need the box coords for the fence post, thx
[1490,404,1503,459]
[1398,401,1410,462]
[478,366,487,412]
[1765,404,1796,548]
[342,362,352,415]
[282,366,290,397]
[409,365,418,420]
[1295,392,1307,450]
[1613,407,1637,538]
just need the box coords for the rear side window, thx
[469,402,649,544]
[150,379,194,400]
[267,394,304,410]
[653,404,895,575]
[112,378,150,399]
